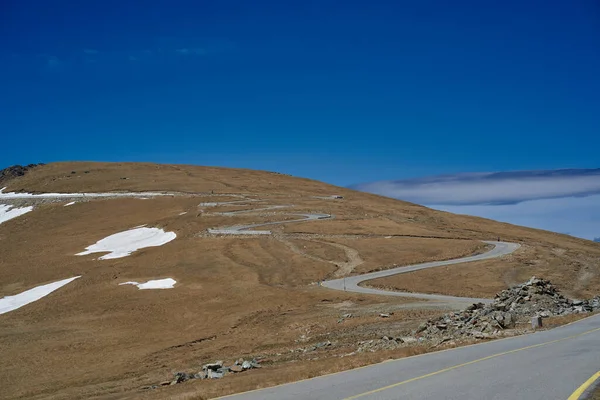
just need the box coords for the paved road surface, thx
[219,313,600,400]
[208,212,331,235]
[321,241,520,304]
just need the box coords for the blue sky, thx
[1,0,599,184]
[1,1,599,238]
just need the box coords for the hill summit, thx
[1,161,599,399]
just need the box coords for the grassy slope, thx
[1,161,599,400]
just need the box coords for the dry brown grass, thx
[590,386,600,400]
[1,162,600,399]
[367,243,600,299]
[334,237,487,275]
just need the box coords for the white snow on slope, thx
[76,227,176,259]
[0,187,169,199]
[0,276,80,315]
[119,278,176,289]
[0,204,34,225]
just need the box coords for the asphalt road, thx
[321,241,521,304]
[219,313,600,400]
[208,212,331,235]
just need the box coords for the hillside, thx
[1,161,598,400]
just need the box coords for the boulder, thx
[229,365,243,373]
[208,370,224,379]
[241,361,253,370]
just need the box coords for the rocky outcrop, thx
[416,277,600,341]
[355,277,599,352]
[0,164,43,186]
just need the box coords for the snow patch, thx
[64,201,76,207]
[76,227,176,259]
[0,276,80,315]
[119,278,176,290]
[0,204,34,225]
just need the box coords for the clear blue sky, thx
[1,0,599,186]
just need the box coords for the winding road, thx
[322,241,521,304]
[217,238,600,400]
[208,213,332,235]
[205,199,520,305]
[203,198,597,399]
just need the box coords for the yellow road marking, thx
[344,327,600,399]
[567,371,600,400]
[214,313,600,399]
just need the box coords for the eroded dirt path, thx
[275,236,364,278]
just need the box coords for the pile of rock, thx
[493,277,599,317]
[0,164,43,185]
[148,358,262,389]
[416,277,600,342]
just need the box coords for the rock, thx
[235,358,244,365]
[342,313,353,319]
[503,312,515,328]
[208,370,224,379]
[379,313,390,318]
[400,337,417,344]
[203,361,223,371]
[171,372,191,385]
[229,365,243,373]
[315,341,332,349]
[0,163,44,185]
[242,361,253,370]
[416,322,428,333]
[194,371,207,379]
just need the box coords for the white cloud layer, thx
[430,195,600,240]
[351,169,600,240]
[352,169,600,205]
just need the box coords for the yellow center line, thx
[344,327,600,400]
[567,371,600,400]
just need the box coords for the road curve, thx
[321,241,520,304]
[218,313,600,400]
[208,213,332,235]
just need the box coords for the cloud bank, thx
[351,169,600,240]
[351,169,600,206]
